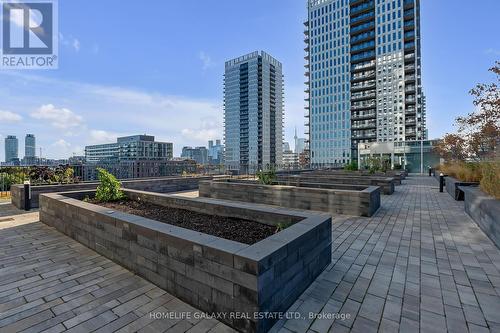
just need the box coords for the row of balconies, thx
[352,120,377,130]
[350,1,374,15]
[351,90,376,101]
[352,111,377,120]
[351,10,375,26]
[352,131,377,139]
[352,69,376,81]
[350,21,375,35]
[352,100,376,110]
[351,60,376,73]
[351,30,376,44]
[351,79,376,91]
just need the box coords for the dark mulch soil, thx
[90,199,276,245]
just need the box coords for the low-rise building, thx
[85,135,173,163]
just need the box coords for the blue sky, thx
[0,0,499,160]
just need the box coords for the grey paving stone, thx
[462,304,488,327]
[358,293,385,323]
[420,294,444,315]
[444,305,468,333]
[420,310,446,333]
[336,298,361,328]
[351,316,378,333]
[400,316,419,333]
[475,292,500,324]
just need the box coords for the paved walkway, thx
[271,176,500,333]
[0,205,234,333]
[0,176,499,332]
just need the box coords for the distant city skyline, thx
[0,0,499,161]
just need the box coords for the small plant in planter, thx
[256,169,276,185]
[275,221,293,233]
[344,161,358,171]
[95,168,125,202]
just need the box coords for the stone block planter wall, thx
[462,187,500,249]
[11,176,221,209]
[276,175,395,195]
[199,180,381,217]
[39,189,331,332]
[445,176,480,201]
[305,170,405,184]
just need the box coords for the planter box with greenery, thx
[199,179,381,217]
[462,186,500,249]
[39,170,332,333]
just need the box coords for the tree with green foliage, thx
[95,168,125,202]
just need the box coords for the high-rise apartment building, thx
[224,51,284,173]
[208,140,224,165]
[305,0,426,166]
[25,134,36,158]
[181,146,209,165]
[4,135,18,163]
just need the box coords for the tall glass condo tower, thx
[224,51,284,173]
[305,0,426,167]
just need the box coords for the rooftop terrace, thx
[1,175,499,332]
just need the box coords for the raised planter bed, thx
[462,186,500,249]
[11,176,222,209]
[305,170,405,184]
[445,176,479,201]
[39,189,331,333]
[199,179,381,217]
[276,174,395,195]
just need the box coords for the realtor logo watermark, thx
[1,0,58,69]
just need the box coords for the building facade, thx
[305,0,426,167]
[181,146,209,165]
[25,134,36,158]
[224,51,284,173]
[208,140,224,165]
[85,135,173,163]
[4,135,18,164]
[358,140,440,173]
[73,160,197,181]
[283,150,300,169]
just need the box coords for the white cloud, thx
[0,72,224,157]
[59,33,82,52]
[30,104,84,130]
[52,139,71,149]
[51,139,84,157]
[88,129,123,144]
[199,51,215,71]
[0,110,22,122]
[72,39,81,52]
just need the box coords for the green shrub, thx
[95,168,125,202]
[480,161,500,199]
[344,161,358,171]
[256,169,276,185]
